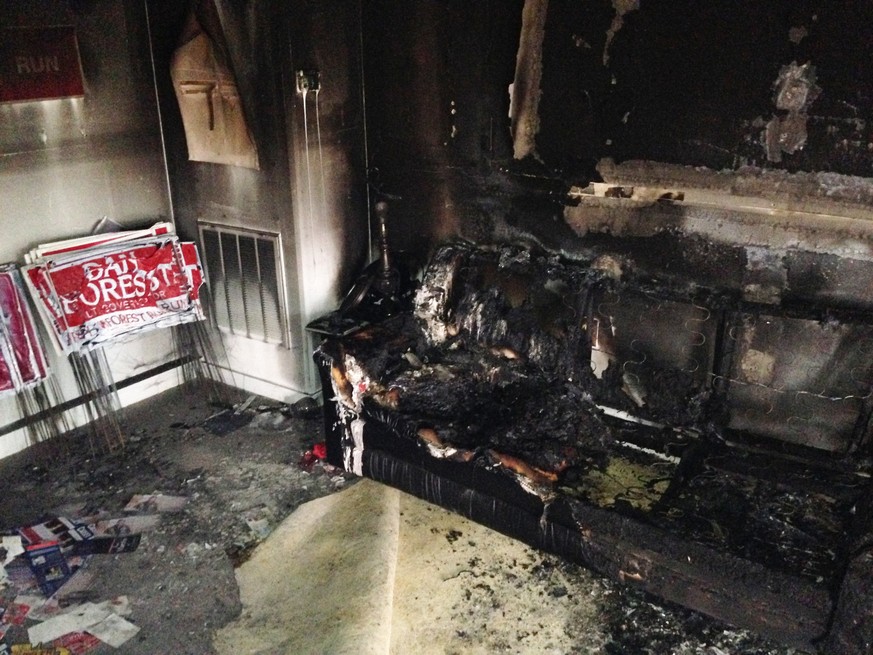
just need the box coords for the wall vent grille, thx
[198,223,288,347]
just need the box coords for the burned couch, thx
[315,241,873,653]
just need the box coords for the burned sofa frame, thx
[315,241,873,654]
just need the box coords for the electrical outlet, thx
[296,70,320,93]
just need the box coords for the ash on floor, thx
[0,382,349,654]
[0,382,805,654]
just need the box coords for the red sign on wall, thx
[0,26,85,104]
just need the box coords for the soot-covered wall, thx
[147,0,368,396]
[594,1,873,174]
[362,0,873,267]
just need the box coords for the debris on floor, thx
[52,631,101,653]
[26,597,136,647]
[1,382,805,653]
[122,494,187,514]
[281,396,321,419]
[8,646,71,655]
[0,499,164,651]
[200,394,321,437]
[0,382,347,654]
[297,442,327,471]
[200,408,254,436]
[24,543,71,597]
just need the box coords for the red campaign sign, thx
[25,237,204,354]
[0,336,11,394]
[0,26,85,104]
[0,269,49,396]
[2,601,31,625]
[53,632,102,654]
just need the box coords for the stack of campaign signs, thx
[22,223,205,355]
[0,266,49,398]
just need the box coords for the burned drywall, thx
[362,0,873,270]
[764,62,821,164]
[361,0,525,257]
[549,0,873,176]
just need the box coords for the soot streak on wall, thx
[148,0,369,394]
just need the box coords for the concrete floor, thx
[0,383,805,654]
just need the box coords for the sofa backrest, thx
[413,241,873,453]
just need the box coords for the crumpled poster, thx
[170,10,259,170]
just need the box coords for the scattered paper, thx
[18,517,93,551]
[3,559,38,592]
[25,542,72,596]
[3,602,33,625]
[27,603,113,645]
[93,597,131,618]
[91,515,160,536]
[27,597,135,649]
[85,613,140,648]
[1,535,25,587]
[27,597,62,622]
[10,646,71,655]
[53,570,95,604]
[12,595,46,613]
[1,536,24,565]
[124,494,187,514]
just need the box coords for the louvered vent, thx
[199,223,288,346]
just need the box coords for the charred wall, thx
[361,0,526,262]
[362,0,873,300]
[147,0,292,242]
[598,1,873,175]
